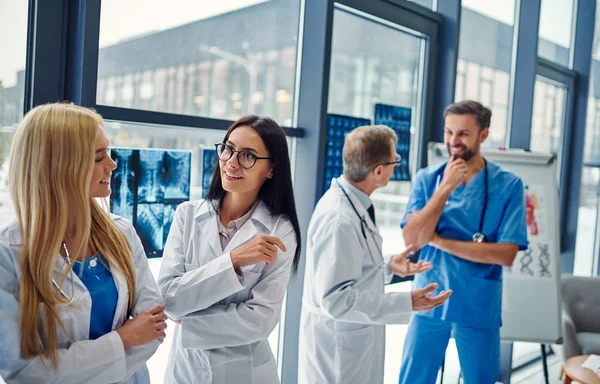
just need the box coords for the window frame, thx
[533,58,577,253]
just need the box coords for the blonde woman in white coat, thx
[0,103,166,384]
[158,115,301,384]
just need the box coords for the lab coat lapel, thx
[223,201,273,254]
[197,202,224,257]
[111,267,129,328]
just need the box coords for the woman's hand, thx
[230,235,287,268]
[116,305,167,348]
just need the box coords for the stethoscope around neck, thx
[52,241,76,305]
[335,179,383,265]
[51,241,108,304]
[435,158,489,243]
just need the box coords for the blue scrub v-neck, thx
[72,253,118,340]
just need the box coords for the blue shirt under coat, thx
[72,252,118,340]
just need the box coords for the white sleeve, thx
[312,218,412,325]
[157,203,245,320]
[121,220,163,380]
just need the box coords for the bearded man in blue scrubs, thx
[398,100,528,384]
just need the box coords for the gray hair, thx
[342,125,398,182]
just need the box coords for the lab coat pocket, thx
[252,356,278,384]
[250,340,274,367]
[333,325,375,382]
[51,303,82,348]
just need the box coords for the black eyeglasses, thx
[378,153,402,167]
[215,143,272,169]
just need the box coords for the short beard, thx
[447,144,476,161]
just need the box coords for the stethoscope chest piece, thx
[472,232,485,243]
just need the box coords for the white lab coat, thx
[157,199,296,384]
[0,216,163,384]
[298,178,413,384]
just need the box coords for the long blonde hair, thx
[9,103,136,367]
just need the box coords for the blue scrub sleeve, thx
[401,169,428,228]
[496,178,528,250]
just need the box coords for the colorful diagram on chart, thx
[524,184,548,239]
[504,184,552,280]
[525,191,539,236]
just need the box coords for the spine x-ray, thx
[110,148,192,258]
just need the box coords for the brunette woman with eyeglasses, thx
[158,115,301,384]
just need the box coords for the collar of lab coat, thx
[332,178,379,236]
[193,199,275,255]
[2,217,129,310]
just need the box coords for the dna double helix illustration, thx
[520,248,534,276]
[538,243,552,278]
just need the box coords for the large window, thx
[0,1,28,228]
[328,6,426,243]
[327,6,429,383]
[455,0,516,148]
[529,75,568,177]
[574,6,600,276]
[97,0,302,126]
[538,0,575,67]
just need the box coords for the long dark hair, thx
[206,115,301,274]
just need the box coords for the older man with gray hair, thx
[298,125,452,384]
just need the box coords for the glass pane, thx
[328,7,425,180]
[104,121,292,382]
[574,167,599,276]
[327,7,428,383]
[574,2,600,277]
[529,75,567,177]
[456,0,516,148]
[538,0,574,67]
[0,1,28,228]
[97,0,301,126]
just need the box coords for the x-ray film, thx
[374,103,412,181]
[138,150,165,203]
[111,149,136,221]
[201,148,218,198]
[164,151,191,200]
[324,114,371,194]
[110,148,191,258]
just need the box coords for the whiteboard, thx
[428,143,562,344]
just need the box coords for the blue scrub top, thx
[401,161,528,329]
[72,253,118,340]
